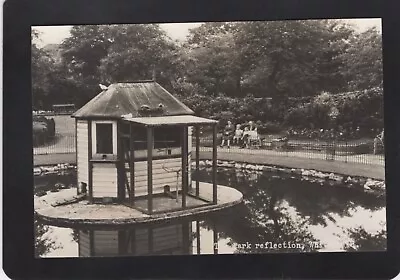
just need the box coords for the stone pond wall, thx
[193,160,385,197]
[34,161,385,197]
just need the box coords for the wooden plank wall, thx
[92,163,118,198]
[133,224,184,255]
[77,120,89,186]
[78,230,91,257]
[92,231,119,256]
[78,223,191,257]
[125,155,192,197]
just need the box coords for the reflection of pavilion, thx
[78,220,219,257]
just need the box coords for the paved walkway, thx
[34,153,75,166]
[199,151,384,180]
[200,146,384,166]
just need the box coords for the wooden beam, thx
[195,125,200,197]
[89,230,95,257]
[117,121,125,201]
[148,228,154,254]
[213,222,218,255]
[75,119,78,194]
[181,126,188,209]
[182,221,190,254]
[196,220,201,255]
[118,230,127,255]
[88,121,93,203]
[147,126,153,214]
[212,124,218,204]
[130,228,136,255]
[130,124,135,205]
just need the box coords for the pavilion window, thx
[131,126,147,150]
[96,123,113,154]
[154,127,182,149]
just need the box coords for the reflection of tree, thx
[266,176,385,227]
[343,226,386,251]
[194,167,385,228]
[202,187,322,253]
[71,229,79,243]
[34,213,60,257]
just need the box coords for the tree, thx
[60,24,182,105]
[98,24,178,84]
[338,27,383,91]
[235,20,353,99]
[32,30,55,109]
[184,22,243,97]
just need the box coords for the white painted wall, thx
[76,120,89,186]
[92,163,118,198]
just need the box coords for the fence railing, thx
[33,133,76,155]
[197,137,385,166]
[33,133,384,166]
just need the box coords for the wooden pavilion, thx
[72,81,218,215]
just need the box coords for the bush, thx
[257,121,282,134]
[351,142,372,154]
[32,116,55,146]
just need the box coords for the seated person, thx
[248,121,257,132]
[221,120,235,148]
[233,124,244,145]
[241,127,251,148]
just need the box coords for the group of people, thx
[220,121,258,148]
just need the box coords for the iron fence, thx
[33,133,384,166]
[197,136,385,166]
[33,133,76,155]
[32,115,384,166]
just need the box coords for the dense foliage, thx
[33,116,55,146]
[32,20,383,136]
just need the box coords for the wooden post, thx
[213,222,218,255]
[196,220,201,255]
[130,229,136,255]
[147,126,153,214]
[118,230,127,255]
[130,124,135,205]
[117,122,125,201]
[195,125,200,197]
[182,221,190,254]
[148,227,154,254]
[75,119,78,191]
[212,124,218,204]
[89,230,95,256]
[88,121,93,203]
[182,126,188,209]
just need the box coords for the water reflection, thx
[34,166,386,257]
[197,167,385,226]
[36,218,222,257]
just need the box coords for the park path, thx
[200,146,384,166]
[199,151,384,180]
[33,147,385,180]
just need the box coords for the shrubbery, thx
[179,87,383,139]
[33,116,55,146]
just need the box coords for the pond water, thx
[34,167,386,257]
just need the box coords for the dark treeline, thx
[32,20,383,134]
